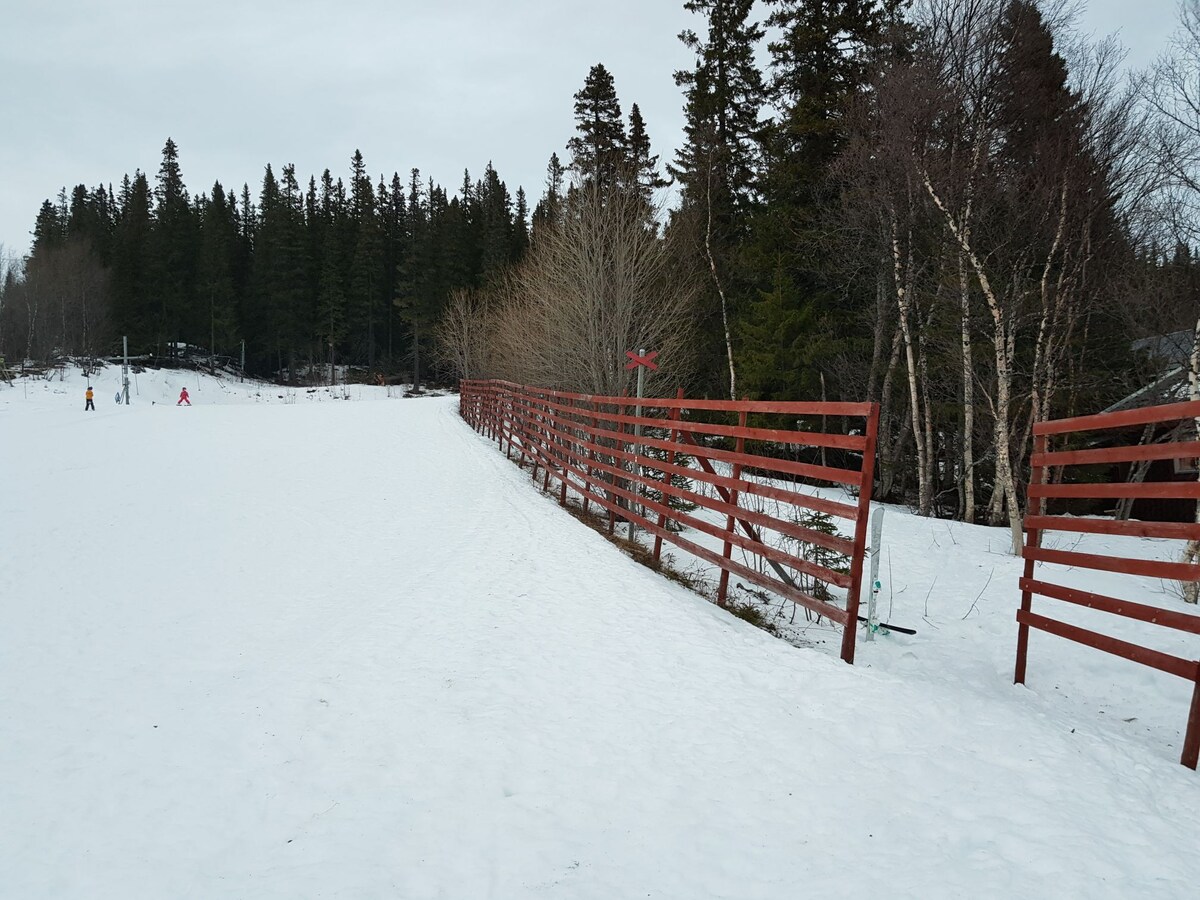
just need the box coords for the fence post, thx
[1184,666,1200,770]
[623,393,638,542]
[841,401,880,665]
[717,409,749,608]
[515,386,533,471]
[501,386,512,458]
[1015,431,1047,685]
[541,392,554,493]
[484,384,493,439]
[607,397,618,536]
[529,390,543,484]
[492,384,501,448]
[584,406,598,516]
[653,388,684,563]
[559,396,571,507]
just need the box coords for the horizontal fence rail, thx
[1015,398,1200,769]
[460,379,880,664]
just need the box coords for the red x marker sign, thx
[625,350,659,371]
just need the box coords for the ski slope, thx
[2,366,1198,899]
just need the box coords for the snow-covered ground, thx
[2,365,1198,899]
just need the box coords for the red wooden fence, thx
[1014,399,1200,769]
[460,379,879,664]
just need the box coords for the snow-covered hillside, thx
[2,365,1197,899]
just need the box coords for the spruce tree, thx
[197,181,240,359]
[671,0,766,398]
[316,235,347,382]
[478,162,513,280]
[111,171,155,349]
[151,138,197,357]
[380,172,408,367]
[626,103,669,204]
[532,153,566,240]
[739,0,890,401]
[347,151,382,369]
[567,63,627,191]
[672,0,764,213]
[31,200,65,253]
[395,169,437,390]
[513,187,530,259]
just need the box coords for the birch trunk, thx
[704,156,737,401]
[922,168,1023,553]
[891,211,931,516]
[1182,316,1200,603]
[1030,182,1069,427]
[959,249,975,522]
[1115,423,1156,521]
[877,324,904,499]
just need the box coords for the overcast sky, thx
[0,0,1183,265]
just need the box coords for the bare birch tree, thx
[832,0,1144,547]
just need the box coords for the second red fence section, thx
[1015,398,1200,769]
[461,379,879,664]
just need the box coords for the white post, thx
[629,349,647,543]
[865,507,885,641]
[122,335,130,405]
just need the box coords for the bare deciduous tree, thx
[434,287,494,382]
[485,179,700,396]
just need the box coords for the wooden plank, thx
[555,430,857,556]
[1017,610,1197,679]
[571,450,854,589]
[630,418,864,487]
[531,438,852,625]
[1024,546,1200,582]
[678,430,860,520]
[528,398,866,487]
[1034,399,1200,436]
[1024,515,1200,541]
[1020,577,1200,634]
[524,405,863,522]
[534,394,868,453]
[1028,481,1200,500]
[505,385,874,418]
[530,391,837,445]
[1032,441,1200,468]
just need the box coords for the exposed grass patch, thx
[727,601,779,635]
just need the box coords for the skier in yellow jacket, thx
[85,386,95,411]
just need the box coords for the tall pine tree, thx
[671,0,766,398]
[740,0,890,400]
[567,63,627,192]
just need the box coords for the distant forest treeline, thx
[0,142,535,380]
[3,0,1199,536]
